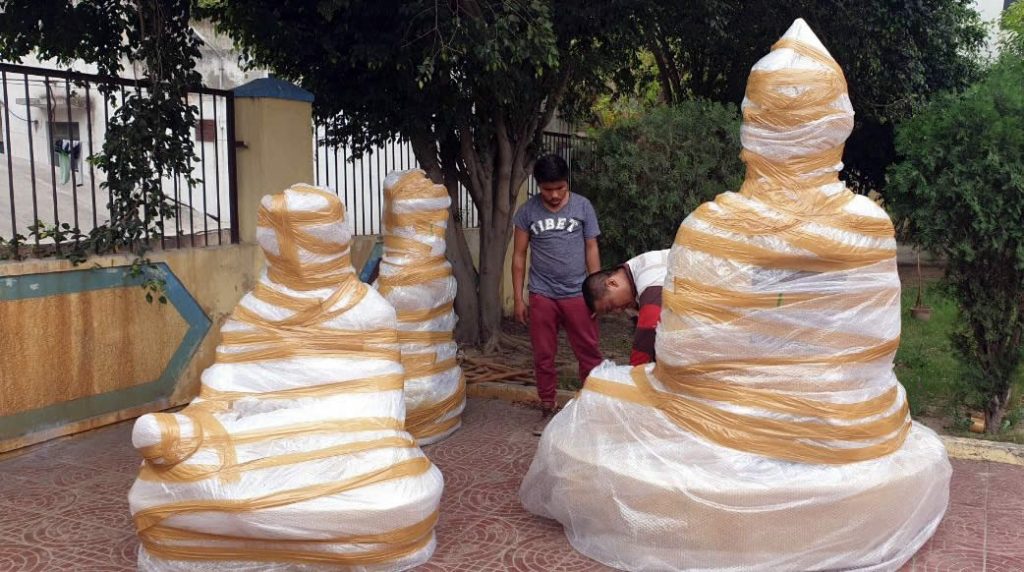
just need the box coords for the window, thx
[50,121,81,173]
[197,118,216,142]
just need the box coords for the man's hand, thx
[514,299,529,325]
[512,227,530,325]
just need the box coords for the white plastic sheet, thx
[128,184,443,571]
[377,169,465,445]
[520,19,950,571]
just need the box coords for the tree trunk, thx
[477,223,509,353]
[409,133,480,345]
[445,199,480,345]
[440,141,480,345]
[647,36,675,104]
[984,385,1013,434]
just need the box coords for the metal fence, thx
[313,128,592,236]
[0,63,237,252]
[313,128,480,235]
[526,130,594,197]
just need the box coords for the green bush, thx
[1002,0,1024,56]
[886,58,1024,433]
[575,101,743,266]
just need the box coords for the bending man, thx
[583,249,669,366]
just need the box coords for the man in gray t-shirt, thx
[512,154,603,435]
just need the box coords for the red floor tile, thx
[0,543,64,572]
[927,502,987,551]
[985,508,1024,556]
[52,488,134,533]
[949,459,989,508]
[0,478,89,515]
[910,543,987,571]
[0,398,1021,571]
[986,552,1024,571]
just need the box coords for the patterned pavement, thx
[0,397,1021,571]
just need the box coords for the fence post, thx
[231,78,314,243]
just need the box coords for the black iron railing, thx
[313,126,591,236]
[525,130,594,197]
[313,127,481,235]
[0,62,237,252]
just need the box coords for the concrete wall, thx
[0,79,310,453]
[0,244,261,452]
[234,95,315,244]
[0,228,477,455]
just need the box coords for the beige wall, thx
[0,244,261,452]
[234,97,315,243]
[0,86,315,452]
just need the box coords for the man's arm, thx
[512,226,530,324]
[630,286,663,366]
[582,198,601,274]
[585,238,600,274]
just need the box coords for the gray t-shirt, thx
[513,193,600,299]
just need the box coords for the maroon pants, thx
[529,293,603,407]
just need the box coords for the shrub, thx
[574,101,743,266]
[1002,0,1024,56]
[886,58,1024,433]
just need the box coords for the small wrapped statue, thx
[377,170,465,445]
[128,184,444,571]
[520,19,950,572]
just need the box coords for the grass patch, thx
[896,284,963,418]
[897,283,1024,439]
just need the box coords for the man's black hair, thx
[582,268,617,314]
[533,154,570,184]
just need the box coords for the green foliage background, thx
[574,101,743,267]
[886,57,1024,431]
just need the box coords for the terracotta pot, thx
[969,413,986,434]
[911,306,933,321]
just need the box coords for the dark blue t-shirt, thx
[513,193,600,299]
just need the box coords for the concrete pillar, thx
[232,78,315,243]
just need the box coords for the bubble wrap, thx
[376,169,465,445]
[519,19,950,571]
[128,184,444,571]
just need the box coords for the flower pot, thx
[911,306,933,321]
[969,413,986,434]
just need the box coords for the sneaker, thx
[532,405,556,436]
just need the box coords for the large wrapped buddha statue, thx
[128,184,444,571]
[519,19,950,571]
[377,170,465,445]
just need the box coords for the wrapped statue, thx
[128,185,444,571]
[377,170,465,444]
[519,19,950,572]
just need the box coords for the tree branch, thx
[457,116,485,207]
[647,34,675,103]
[494,109,514,215]
[653,25,682,102]
[409,130,442,182]
[530,66,573,142]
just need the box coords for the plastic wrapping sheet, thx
[377,170,465,445]
[128,184,443,571]
[520,19,950,571]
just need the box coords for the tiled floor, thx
[0,398,1022,571]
